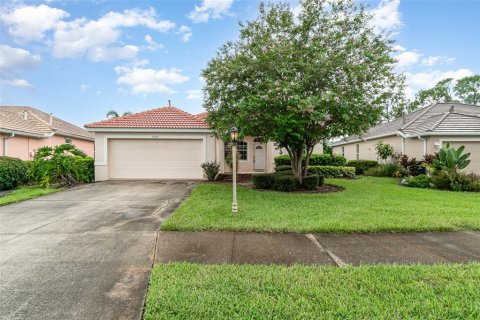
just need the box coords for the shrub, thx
[346,160,378,175]
[272,175,296,192]
[274,153,346,167]
[30,144,93,188]
[302,174,319,190]
[399,155,425,176]
[275,165,292,173]
[0,157,29,191]
[252,173,275,189]
[364,163,406,177]
[375,141,395,161]
[401,174,432,189]
[308,166,355,178]
[431,171,451,190]
[201,161,220,181]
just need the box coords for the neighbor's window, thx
[356,144,360,160]
[65,138,72,144]
[224,141,248,161]
[341,146,345,157]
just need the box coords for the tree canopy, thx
[202,0,404,182]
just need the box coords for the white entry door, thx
[254,142,266,171]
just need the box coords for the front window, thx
[341,146,345,157]
[225,141,248,161]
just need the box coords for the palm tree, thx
[106,110,132,119]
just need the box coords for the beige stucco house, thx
[85,106,322,181]
[331,103,480,174]
[1,106,94,160]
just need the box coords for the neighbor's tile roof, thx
[331,103,480,146]
[0,106,94,140]
[84,106,210,129]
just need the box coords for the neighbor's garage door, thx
[109,139,203,179]
[444,140,480,175]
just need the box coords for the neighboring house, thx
[0,106,95,160]
[84,106,322,181]
[331,103,480,174]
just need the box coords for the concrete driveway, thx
[0,180,197,320]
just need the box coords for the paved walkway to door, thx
[155,231,480,266]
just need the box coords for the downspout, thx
[418,136,426,156]
[2,133,15,156]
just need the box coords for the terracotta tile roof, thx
[194,112,208,121]
[0,106,94,140]
[84,106,209,129]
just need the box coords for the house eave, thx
[0,128,55,139]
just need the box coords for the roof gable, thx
[84,106,209,129]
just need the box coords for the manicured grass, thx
[144,263,480,319]
[0,186,62,206]
[161,177,480,233]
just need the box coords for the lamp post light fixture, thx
[230,126,239,214]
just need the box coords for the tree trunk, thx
[287,146,305,185]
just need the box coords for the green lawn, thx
[161,177,480,233]
[144,263,480,319]
[0,186,62,206]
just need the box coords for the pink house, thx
[1,106,94,160]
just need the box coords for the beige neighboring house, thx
[1,106,95,160]
[84,106,322,181]
[331,103,480,174]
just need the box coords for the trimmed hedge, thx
[346,160,378,175]
[252,173,275,189]
[308,166,355,178]
[364,163,406,178]
[274,154,346,167]
[275,165,292,173]
[272,175,296,192]
[0,157,29,191]
[302,174,319,190]
[70,157,94,183]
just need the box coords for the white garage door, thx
[443,140,480,175]
[109,139,204,179]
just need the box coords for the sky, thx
[0,0,479,127]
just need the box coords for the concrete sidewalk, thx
[156,231,480,266]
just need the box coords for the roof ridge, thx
[426,112,450,132]
[399,102,437,131]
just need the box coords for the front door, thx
[254,142,266,171]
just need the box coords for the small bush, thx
[302,174,319,190]
[0,157,29,191]
[308,166,355,178]
[401,174,432,189]
[365,163,405,178]
[274,153,346,167]
[275,165,292,173]
[252,173,275,189]
[69,157,94,183]
[272,175,296,192]
[346,160,378,175]
[431,171,451,190]
[201,161,220,181]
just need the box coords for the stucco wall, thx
[333,135,403,162]
[93,131,216,181]
[1,134,93,160]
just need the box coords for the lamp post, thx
[230,126,238,214]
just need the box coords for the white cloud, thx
[53,8,175,61]
[80,84,90,92]
[405,68,474,99]
[188,0,234,23]
[178,25,192,42]
[0,45,41,90]
[187,89,202,99]
[0,45,41,70]
[393,45,405,52]
[114,66,189,94]
[370,0,401,32]
[0,4,69,42]
[144,34,164,51]
[87,45,139,62]
[0,79,34,89]
[395,51,421,68]
[421,56,455,67]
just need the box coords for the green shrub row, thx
[0,157,30,191]
[252,173,324,192]
[274,153,347,167]
[346,160,379,175]
[308,166,355,178]
[364,163,407,178]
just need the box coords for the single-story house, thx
[1,106,94,159]
[331,103,480,174]
[84,106,322,181]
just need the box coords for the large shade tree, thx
[202,0,404,183]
